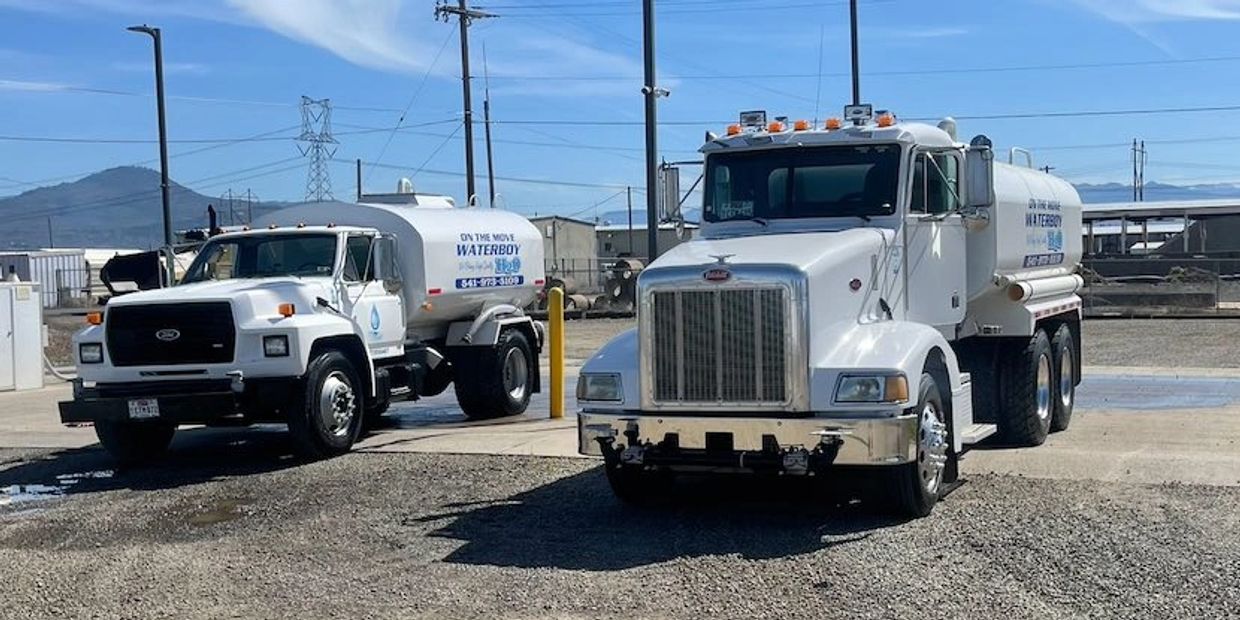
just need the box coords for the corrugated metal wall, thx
[0,250,88,308]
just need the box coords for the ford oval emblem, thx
[155,328,181,342]
[703,268,732,283]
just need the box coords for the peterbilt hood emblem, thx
[155,328,181,342]
[703,267,732,283]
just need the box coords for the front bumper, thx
[578,411,917,471]
[58,378,298,425]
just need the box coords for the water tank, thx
[0,282,44,391]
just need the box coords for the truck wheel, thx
[289,350,364,459]
[999,329,1054,446]
[452,329,534,420]
[95,420,176,465]
[888,372,950,518]
[1050,324,1076,432]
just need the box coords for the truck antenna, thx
[849,0,861,106]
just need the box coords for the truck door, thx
[343,234,405,360]
[904,149,968,336]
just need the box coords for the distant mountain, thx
[1075,181,1240,203]
[0,166,284,250]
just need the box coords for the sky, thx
[5,0,1240,223]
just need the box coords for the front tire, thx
[288,350,364,459]
[998,329,1054,446]
[95,420,176,465]
[889,372,950,518]
[1050,323,1076,432]
[452,329,534,420]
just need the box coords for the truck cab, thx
[575,107,1083,517]
[62,196,546,463]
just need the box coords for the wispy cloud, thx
[0,78,73,92]
[0,0,242,22]
[112,60,210,75]
[1073,0,1240,24]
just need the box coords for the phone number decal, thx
[455,275,525,289]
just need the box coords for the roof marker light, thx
[876,113,895,128]
[793,119,810,131]
[726,124,742,136]
[767,121,785,133]
[825,118,842,130]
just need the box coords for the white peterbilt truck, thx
[60,194,546,462]
[576,106,1083,517]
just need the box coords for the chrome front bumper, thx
[578,411,918,467]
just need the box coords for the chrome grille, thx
[650,287,787,404]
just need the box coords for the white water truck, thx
[61,193,545,462]
[576,106,1083,517]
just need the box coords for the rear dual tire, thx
[452,329,535,420]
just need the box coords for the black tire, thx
[998,330,1054,446]
[1050,323,1077,433]
[888,372,950,519]
[288,350,364,459]
[452,329,534,420]
[605,464,671,507]
[94,420,176,465]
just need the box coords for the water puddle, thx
[187,499,249,526]
[1078,375,1240,410]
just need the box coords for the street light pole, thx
[128,24,175,286]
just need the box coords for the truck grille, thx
[650,288,787,404]
[106,302,235,367]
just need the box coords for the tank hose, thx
[43,354,76,382]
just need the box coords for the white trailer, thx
[575,107,1083,517]
[60,195,546,463]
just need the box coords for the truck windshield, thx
[182,234,338,283]
[704,145,901,222]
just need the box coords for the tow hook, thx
[226,370,245,394]
[782,448,810,475]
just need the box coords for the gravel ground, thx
[2,443,1238,620]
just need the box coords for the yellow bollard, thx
[548,287,565,419]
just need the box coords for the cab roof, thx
[700,121,958,154]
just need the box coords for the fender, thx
[808,320,961,412]
[445,309,540,349]
[577,327,640,409]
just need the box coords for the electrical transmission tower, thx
[1131,139,1147,202]
[298,96,338,202]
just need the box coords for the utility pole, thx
[298,96,337,202]
[483,44,497,208]
[642,0,663,261]
[849,0,861,106]
[246,188,254,224]
[127,24,175,285]
[435,0,496,206]
[46,216,53,248]
[356,158,363,202]
[1041,165,1055,174]
[627,186,634,256]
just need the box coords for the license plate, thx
[127,399,160,419]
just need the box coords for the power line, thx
[366,28,457,183]
[341,157,643,191]
[410,122,465,178]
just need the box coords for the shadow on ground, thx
[0,426,302,499]
[420,468,909,571]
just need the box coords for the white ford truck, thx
[61,193,545,462]
[576,107,1083,517]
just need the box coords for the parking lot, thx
[4,318,1240,619]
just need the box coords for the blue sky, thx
[4,0,1240,222]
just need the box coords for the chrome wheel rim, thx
[1036,353,1053,422]
[918,400,948,495]
[502,348,529,402]
[318,371,356,438]
[1059,347,1074,409]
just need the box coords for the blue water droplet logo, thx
[370,306,381,333]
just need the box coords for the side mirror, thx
[658,164,681,222]
[965,135,995,208]
[374,236,403,294]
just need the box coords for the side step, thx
[961,423,997,446]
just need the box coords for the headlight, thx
[79,343,103,364]
[835,374,909,404]
[263,335,290,357]
[577,373,622,402]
